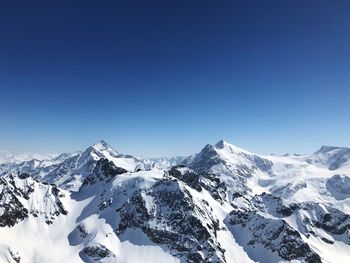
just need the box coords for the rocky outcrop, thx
[115,179,226,263]
[0,173,68,227]
[82,158,127,187]
[326,174,350,200]
[80,244,116,262]
[227,209,321,262]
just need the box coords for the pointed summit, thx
[187,139,254,171]
[93,139,109,147]
[80,140,120,162]
[213,139,250,154]
[90,140,119,155]
[214,139,229,149]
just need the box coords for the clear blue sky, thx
[0,0,349,157]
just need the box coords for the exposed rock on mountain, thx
[115,178,225,263]
[0,172,67,227]
[1,139,350,262]
[308,146,350,170]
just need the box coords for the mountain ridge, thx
[1,139,350,262]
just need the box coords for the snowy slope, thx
[142,156,186,170]
[1,139,350,262]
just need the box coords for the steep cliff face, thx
[0,172,67,227]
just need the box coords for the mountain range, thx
[1,140,350,263]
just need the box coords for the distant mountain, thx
[1,141,187,191]
[0,150,55,164]
[307,145,350,170]
[1,140,350,262]
[0,141,147,191]
[142,156,186,170]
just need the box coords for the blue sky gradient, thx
[0,1,349,157]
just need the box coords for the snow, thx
[0,193,88,263]
[0,151,56,164]
[142,156,186,170]
[326,174,350,200]
[119,229,180,263]
[1,139,350,262]
[306,235,350,263]
[186,184,254,263]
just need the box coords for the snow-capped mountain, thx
[0,141,148,191]
[142,156,186,170]
[0,172,68,227]
[1,140,350,263]
[307,145,350,170]
[0,151,56,166]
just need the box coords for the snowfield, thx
[1,140,350,262]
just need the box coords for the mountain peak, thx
[213,139,250,154]
[92,140,116,152]
[315,145,345,154]
[214,139,228,149]
[92,139,109,147]
[81,140,120,160]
